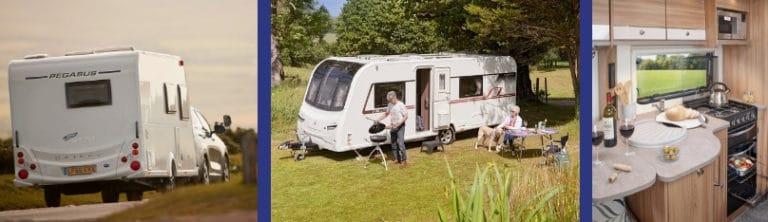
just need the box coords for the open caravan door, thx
[432,67,451,130]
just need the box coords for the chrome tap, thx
[652,99,665,112]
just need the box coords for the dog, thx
[475,126,504,152]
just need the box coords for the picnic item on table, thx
[662,146,680,161]
[613,163,632,172]
[665,104,701,121]
[608,172,619,183]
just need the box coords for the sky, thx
[0,0,257,137]
[318,0,346,17]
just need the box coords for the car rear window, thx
[65,80,112,108]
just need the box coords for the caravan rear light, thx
[121,156,128,163]
[17,152,23,158]
[131,149,139,156]
[18,170,28,179]
[17,158,24,165]
[132,143,139,149]
[130,161,141,171]
[29,164,36,170]
[179,60,184,66]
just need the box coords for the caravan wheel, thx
[101,188,119,203]
[126,191,143,201]
[199,157,211,185]
[160,163,177,193]
[222,155,230,182]
[44,188,61,207]
[439,128,455,145]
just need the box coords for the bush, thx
[0,138,14,174]
[218,127,257,155]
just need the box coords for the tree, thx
[335,0,448,55]
[271,0,333,85]
[408,0,580,106]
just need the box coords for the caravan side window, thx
[373,82,406,108]
[459,76,483,98]
[65,80,112,108]
[164,83,178,114]
[177,85,190,120]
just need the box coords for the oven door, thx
[728,122,757,151]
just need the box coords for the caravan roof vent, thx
[94,46,135,54]
[23,54,48,60]
[64,50,95,56]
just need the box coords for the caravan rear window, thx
[304,60,362,111]
[65,80,112,108]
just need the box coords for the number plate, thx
[66,165,96,176]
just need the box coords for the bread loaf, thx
[665,105,700,121]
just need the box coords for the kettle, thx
[709,82,730,107]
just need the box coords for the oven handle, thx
[730,123,756,138]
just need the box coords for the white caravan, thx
[8,48,231,207]
[292,54,517,158]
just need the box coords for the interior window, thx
[164,83,178,114]
[65,80,112,108]
[459,76,483,98]
[636,53,713,103]
[177,85,189,120]
[373,82,406,108]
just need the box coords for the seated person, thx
[497,105,524,146]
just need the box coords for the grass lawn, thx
[105,172,256,221]
[271,66,580,221]
[636,69,706,98]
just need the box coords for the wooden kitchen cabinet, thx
[666,0,707,40]
[714,130,728,222]
[628,162,716,222]
[717,0,750,11]
[612,0,667,40]
[627,128,729,222]
[593,0,610,40]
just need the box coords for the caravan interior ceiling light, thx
[18,170,28,179]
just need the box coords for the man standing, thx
[377,91,408,167]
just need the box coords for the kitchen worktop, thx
[592,111,730,202]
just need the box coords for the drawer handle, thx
[639,30,646,35]
[714,182,722,187]
[686,31,691,36]
[697,168,704,175]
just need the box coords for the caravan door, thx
[432,67,451,130]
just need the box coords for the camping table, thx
[504,128,559,161]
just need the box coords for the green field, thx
[530,68,576,99]
[271,66,579,221]
[636,69,706,98]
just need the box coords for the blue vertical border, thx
[257,0,271,220]
[579,0,592,221]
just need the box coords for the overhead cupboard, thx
[593,0,749,42]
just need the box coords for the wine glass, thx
[592,125,605,165]
[620,118,636,156]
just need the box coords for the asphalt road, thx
[0,200,146,222]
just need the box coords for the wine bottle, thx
[603,93,617,147]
